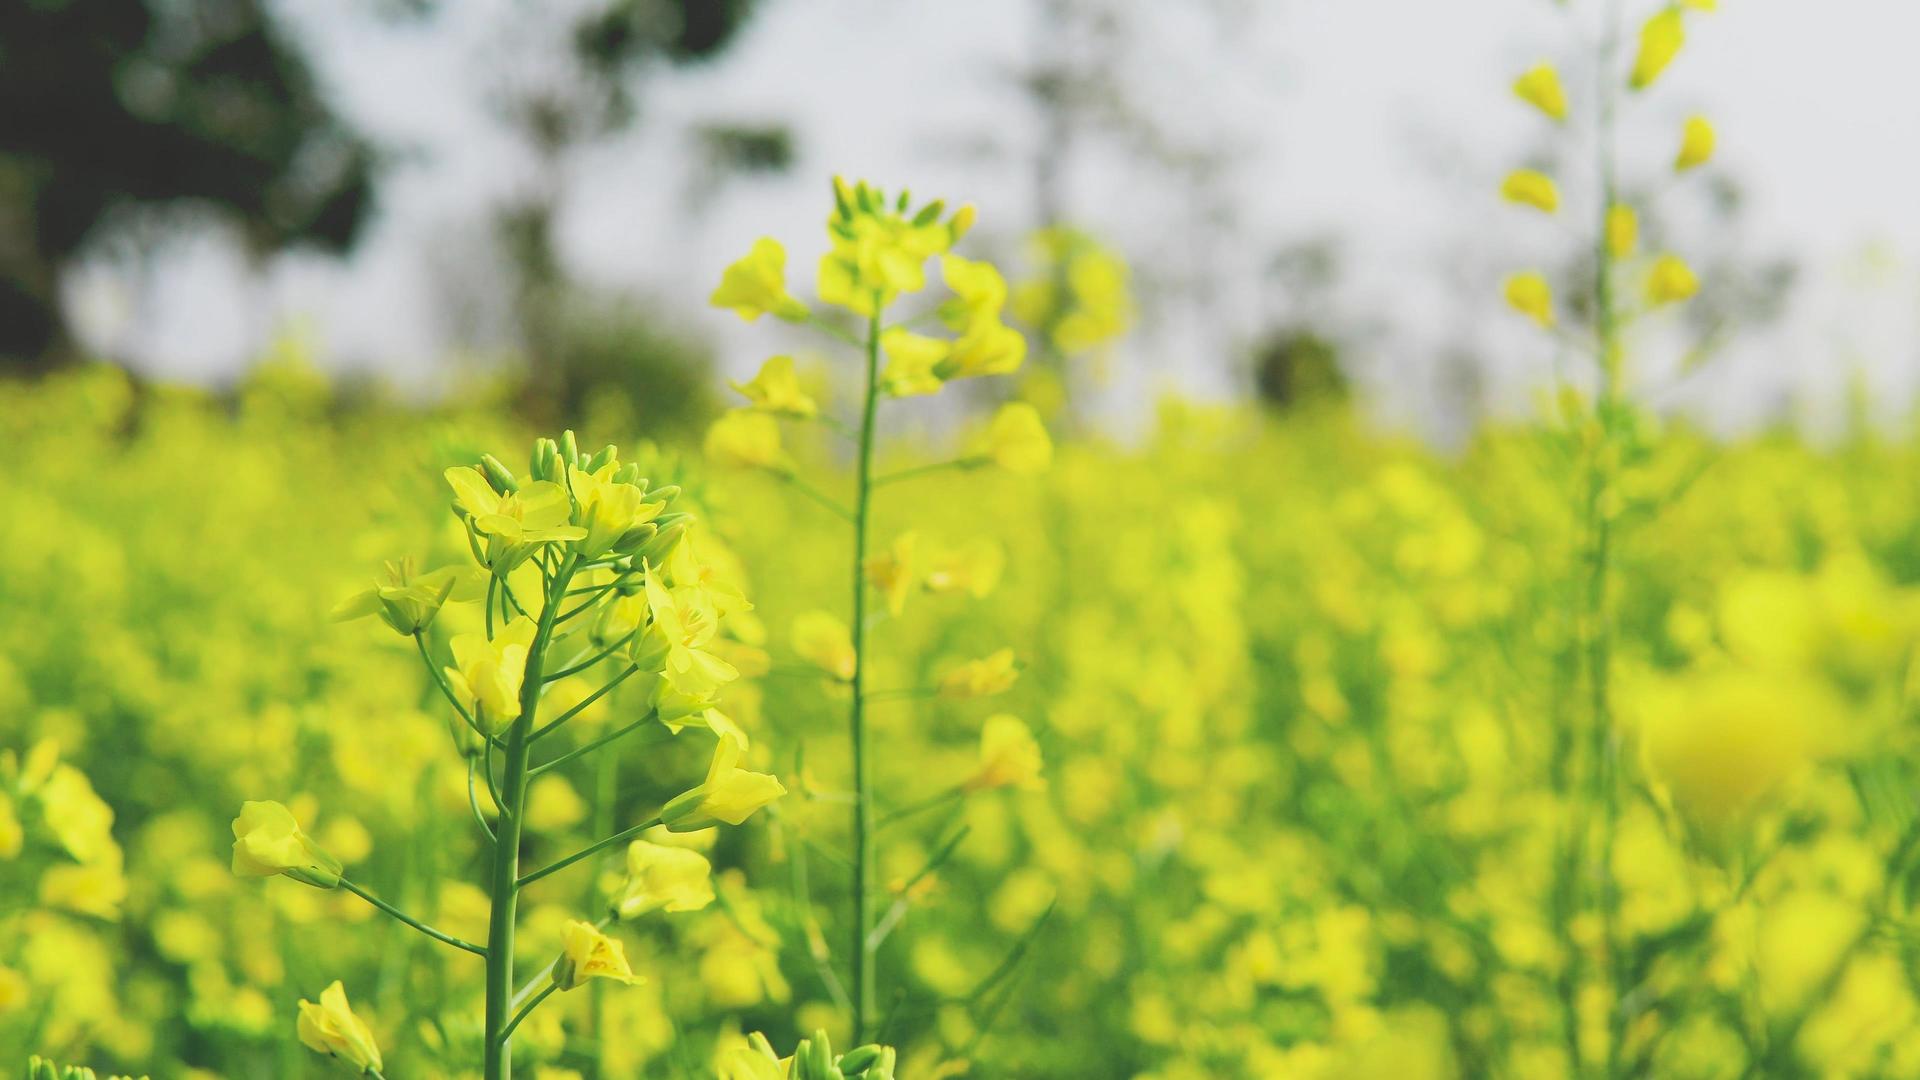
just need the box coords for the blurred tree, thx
[472,0,771,424]
[0,0,374,371]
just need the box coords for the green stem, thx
[850,299,883,1041]
[482,551,577,1080]
[499,983,558,1044]
[544,633,635,683]
[774,469,857,522]
[517,816,664,891]
[871,459,975,488]
[339,878,486,957]
[530,706,662,777]
[530,665,640,742]
[468,758,497,841]
[1591,5,1626,1075]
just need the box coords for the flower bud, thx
[531,437,560,482]
[480,454,519,494]
[586,443,618,473]
[613,522,659,557]
[614,462,645,487]
[559,429,581,469]
[633,518,692,565]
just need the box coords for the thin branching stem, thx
[340,878,486,957]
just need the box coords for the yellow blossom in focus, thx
[791,610,856,681]
[1630,8,1685,90]
[231,801,342,889]
[966,715,1045,792]
[1503,272,1555,328]
[614,840,715,919]
[661,733,787,832]
[1675,115,1715,171]
[553,920,641,991]
[1512,63,1567,121]
[331,560,483,636]
[444,469,587,573]
[710,237,808,322]
[729,355,818,418]
[704,411,787,471]
[817,177,972,315]
[296,981,382,1074]
[1500,169,1559,214]
[640,564,739,701]
[444,616,537,735]
[1646,254,1699,306]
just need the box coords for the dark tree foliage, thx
[0,0,375,369]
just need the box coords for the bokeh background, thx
[12,0,1920,431]
[12,2,1920,1079]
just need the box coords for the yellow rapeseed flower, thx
[444,616,537,735]
[567,460,663,560]
[1512,63,1567,121]
[1646,254,1700,305]
[552,920,641,991]
[660,733,787,832]
[331,560,483,636]
[729,355,818,418]
[704,411,786,471]
[231,801,342,889]
[710,237,808,322]
[939,648,1021,700]
[923,539,1004,598]
[974,402,1053,474]
[296,981,382,1074]
[965,715,1045,792]
[1503,271,1555,328]
[1607,204,1639,259]
[1630,8,1685,90]
[639,564,738,701]
[614,840,715,919]
[1675,115,1715,171]
[444,469,587,574]
[791,610,856,681]
[878,328,949,397]
[1500,169,1559,214]
[864,531,918,617]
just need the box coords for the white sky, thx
[66,0,1920,437]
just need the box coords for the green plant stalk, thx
[850,301,884,1041]
[1585,4,1627,1073]
[1595,6,1627,1075]
[483,553,578,1080]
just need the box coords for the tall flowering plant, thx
[232,434,783,1078]
[706,178,1054,1051]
